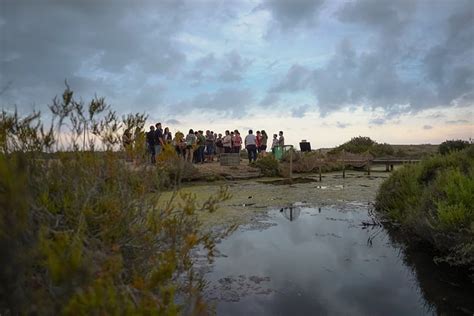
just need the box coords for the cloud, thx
[337,0,415,39]
[1,0,472,126]
[217,50,253,82]
[270,64,312,93]
[336,122,350,129]
[369,118,386,125]
[259,93,280,106]
[423,125,433,130]
[423,5,474,106]
[445,119,470,125]
[0,0,190,111]
[267,0,473,118]
[165,119,181,125]
[256,0,325,31]
[291,104,309,118]
[175,88,253,117]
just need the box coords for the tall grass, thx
[375,146,474,277]
[0,87,232,315]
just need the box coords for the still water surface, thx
[205,204,473,315]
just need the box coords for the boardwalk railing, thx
[330,158,421,179]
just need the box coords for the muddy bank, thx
[160,171,390,230]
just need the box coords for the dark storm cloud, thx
[423,5,474,106]
[187,50,252,86]
[0,0,188,111]
[217,50,253,82]
[291,104,309,118]
[270,64,311,93]
[165,119,181,125]
[175,88,253,117]
[259,93,280,106]
[337,0,415,39]
[256,0,325,30]
[267,0,474,118]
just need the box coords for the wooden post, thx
[319,149,322,182]
[342,149,345,179]
[385,164,389,172]
[367,161,371,175]
[289,147,293,180]
[390,164,394,171]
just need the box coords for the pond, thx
[204,204,474,315]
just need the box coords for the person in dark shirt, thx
[146,125,156,163]
[196,130,206,163]
[154,123,164,157]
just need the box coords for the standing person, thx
[215,133,224,158]
[271,134,278,155]
[164,127,172,144]
[256,131,262,154]
[233,130,242,154]
[223,130,232,153]
[146,125,156,163]
[245,129,257,163]
[185,129,197,162]
[197,130,206,163]
[205,130,215,162]
[260,130,268,156]
[173,131,185,157]
[278,131,285,147]
[154,123,164,157]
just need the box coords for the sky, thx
[1,0,473,147]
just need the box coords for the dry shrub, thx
[0,87,233,315]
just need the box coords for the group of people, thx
[141,122,286,164]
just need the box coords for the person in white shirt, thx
[222,130,233,153]
[245,129,257,163]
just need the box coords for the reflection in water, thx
[205,206,474,315]
[280,207,301,222]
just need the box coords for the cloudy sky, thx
[1,0,473,147]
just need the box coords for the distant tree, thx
[328,136,394,157]
[438,139,470,155]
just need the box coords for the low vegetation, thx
[328,136,394,157]
[0,86,232,315]
[375,146,474,278]
[438,139,470,155]
[251,155,280,177]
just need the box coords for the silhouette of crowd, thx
[135,123,286,164]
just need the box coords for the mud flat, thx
[161,171,389,230]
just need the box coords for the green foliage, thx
[328,136,394,157]
[438,139,470,155]
[435,168,474,230]
[251,155,280,177]
[375,147,474,276]
[0,87,232,315]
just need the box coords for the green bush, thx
[0,87,232,315]
[251,155,280,177]
[375,147,474,276]
[439,139,470,155]
[328,136,394,157]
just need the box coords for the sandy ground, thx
[160,167,392,231]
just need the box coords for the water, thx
[204,205,474,315]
